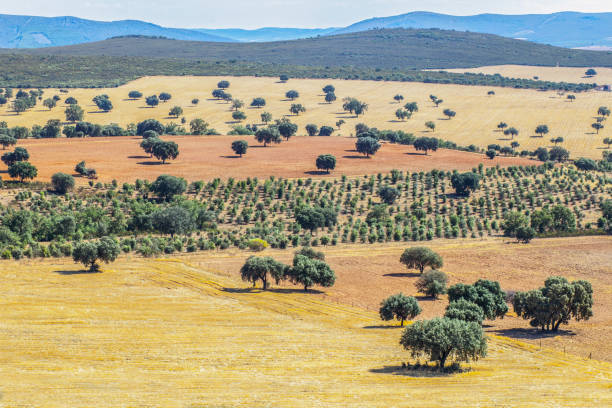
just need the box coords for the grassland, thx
[2,75,612,159]
[0,245,610,407]
[441,65,612,85]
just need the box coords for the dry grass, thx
[0,251,610,407]
[2,74,612,160]
[440,65,612,85]
[185,235,612,363]
[13,134,534,183]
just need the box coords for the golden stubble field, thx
[441,65,612,85]
[0,237,610,407]
[2,73,612,159]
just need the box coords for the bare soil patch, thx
[16,135,535,183]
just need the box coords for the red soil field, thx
[13,135,537,183]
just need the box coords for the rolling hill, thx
[335,11,612,49]
[15,28,612,70]
[0,14,234,48]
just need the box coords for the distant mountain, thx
[15,28,612,70]
[0,14,234,48]
[195,27,337,42]
[335,11,612,48]
[1,11,612,49]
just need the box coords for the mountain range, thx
[1,11,611,49]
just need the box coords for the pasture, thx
[441,65,612,85]
[0,244,610,407]
[2,74,612,160]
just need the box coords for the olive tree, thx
[65,104,84,122]
[379,293,421,326]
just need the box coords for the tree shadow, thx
[269,287,324,294]
[136,161,165,165]
[383,272,420,278]
[87,111,109,114]
[55,269,101,275]
[221,287,261,294]
[369,365,455,377]
[363,324,404,329]
[343,155,368,159]
[414,295,437,302]
[405,152,427,156]
[304,170,329,175]
[491,327,576,339]
[220,155,241,159]
[137,106,156,109]
[128,155,149,159]
[388,120,405,123]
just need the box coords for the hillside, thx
[195,27,337,42]
[15,29,612,69]
[336,11,612,49]
[0,14,234,48]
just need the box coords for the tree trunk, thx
[304,284,308,292]
[400,318,405,327]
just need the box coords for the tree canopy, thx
[513,277,593,331]
[379,293,421,326]
[400,247,443,274]
[400,317,487,369]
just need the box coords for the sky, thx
[2,1,611,29]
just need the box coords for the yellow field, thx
[3,74,612,159]
[440,65,612,85]
[0,249,610,407]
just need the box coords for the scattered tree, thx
[240,256,287,289]
[231,140,248,157]
[285,90,299,100]
[159,92,172,103]
[51,172,75,194]
[447,280,508,320]
[145,95,159,107]
[379,293,421,326]
[425,121,436,132]
[255,127,281,147]
[64,104,84,122]
[378,186,400,204]
[451,172,480,196]
[169,106,183,118]
[513,277,593,331]
[8,161,37,182]
[355,136,380,158]
[443,108,456,119]
[315,154,336,173]
[413,137,438,155]
[415,270,448,299]
[305,124,319,136]
[150,174,187,201]
[72,237,120,272]
[400,317,487,369]
[400,247,443,274]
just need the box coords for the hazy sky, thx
[3,1,611,29]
